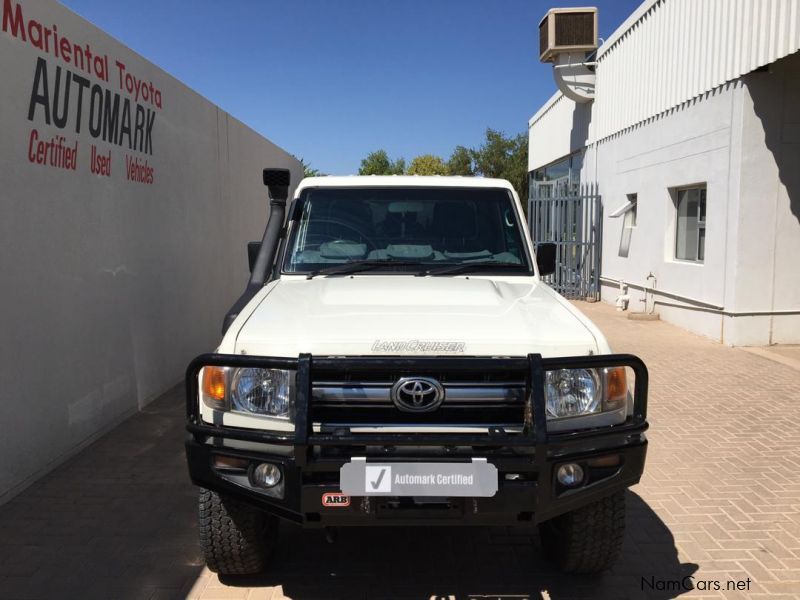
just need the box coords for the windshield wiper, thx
[306,259,426,279]
[423,262,529,277]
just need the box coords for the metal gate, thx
[528,182,602,300]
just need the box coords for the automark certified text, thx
[394,473,475,485]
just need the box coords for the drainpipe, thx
[615,281,630,311]
[644,272,657,314]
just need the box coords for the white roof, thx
[529,0,800,143]
[295,175,515,197]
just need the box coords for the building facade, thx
[1,0,303,502]
[529,0,800,346]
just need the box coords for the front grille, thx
[310,367,527,426]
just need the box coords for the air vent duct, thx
[539,7,598,103]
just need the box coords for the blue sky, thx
[61,0,640,174]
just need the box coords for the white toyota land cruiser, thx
[185,170,649,575]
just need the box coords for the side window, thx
[674,186,706,262]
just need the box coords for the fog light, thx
[556,463,584,487]
[251,463,282,488]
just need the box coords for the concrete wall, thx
[586,82,744,342]
[586,52,800,345]
[729,53,800,344]
[528,92,591,171]
[0,0,303,502]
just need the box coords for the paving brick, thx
[1,301,799,599]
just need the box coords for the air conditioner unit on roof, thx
[539,7,598,63]
[539,7,598,103]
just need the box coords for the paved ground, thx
[1,301,799,599]
[743,345,800,373]
[761,345,800,363]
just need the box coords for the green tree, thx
[358,150,406,175]
[408,154,448,176]
[301,159,322,178]
[472,129,528,201]
[446,145,474,176]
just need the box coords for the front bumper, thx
[185,353,649,526]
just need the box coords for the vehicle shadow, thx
[223,490,697,599]
[0,389,695,599]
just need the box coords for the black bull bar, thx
[185,353,648,524]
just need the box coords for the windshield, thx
[282,187,532,275]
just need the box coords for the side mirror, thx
[263,168,290,201]
[536,242,557,276]
[247,241,261,273]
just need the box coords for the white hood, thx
[228,276,603,358]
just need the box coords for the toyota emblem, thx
[390,377,445,412]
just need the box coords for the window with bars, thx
[674,186,706,262]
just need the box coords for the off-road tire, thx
[198,488,277,575]
[539,491,626,574]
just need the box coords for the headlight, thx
[545,367,627,420]
[231,368,292,418]
[201,366,295,420]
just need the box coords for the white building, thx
[528,0,800,346]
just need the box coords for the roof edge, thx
[596,0,659,58]
[296,175,517,194]
[528,91,566,127]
